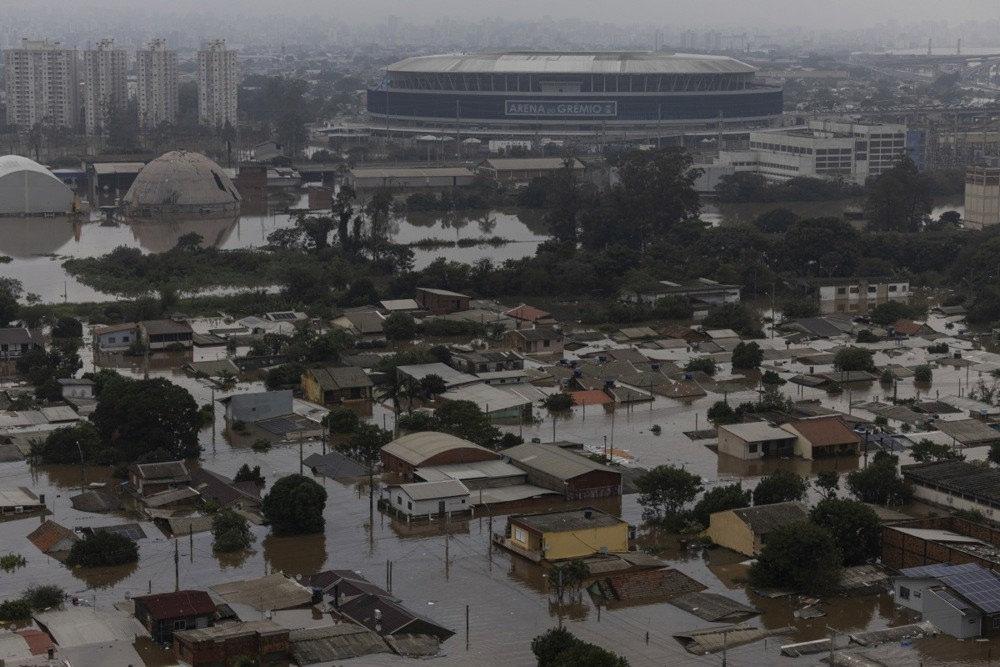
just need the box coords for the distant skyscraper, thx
[83,38,127,135]
[197,39,238,127]
[2,38,79,129]
[136,38,178,129]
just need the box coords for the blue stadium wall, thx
[366,88,783,124]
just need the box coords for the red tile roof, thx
[18,628,53,655]
[134,590,216,620]
[786,416,861,447]
[570,390,613,406]
[27,520,78,554]
[505,304,551,322]
[893,319,923,336]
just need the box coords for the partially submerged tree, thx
[212,509,255,552]
[749,522,843,595]
[262,474,327,535]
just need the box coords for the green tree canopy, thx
[262,474,328,535]
[731,341,763,370]
[749,522,843,595]
[846,455,913,506]
[382,312,417,341]
[833,346,876,373]
[635,465,703,520]
[325,407,361,434]
[66,531,138,567]
[692,483,751,527]
[212,508,255,553]
[752,470,807,506]
[864,156,932,233]
[809,498,880,566]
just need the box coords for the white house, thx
[386,480,471,518]
[94,322,138,352]
[58,378,94,400]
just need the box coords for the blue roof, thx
[900,563,1000,614]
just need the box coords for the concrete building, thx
[140,319,194,350]
[0,326,42,359]
[82,39,127,135]
[174,621,289,667]
[0,155,75,216]
[221,390,293,423]
[503,327,564,355]
[381,431,498,480]
[622,278,741,307]
[2,39,79,129]
[197,40,238,127]
[414,287,471,315]
[124,152,241,218]
[133,590,216,643]
[477,157,585,183]
[386,479,471,518]
[93,322,138,352]
[965,166,1000,230]
[136,39,178,129]
[346,167,476,190]
[704,502,808,556]
[502,442,622,500]
[503,507,629,562]
[902,461,1000,521]
[300,367,373,405]
[893,563,1000,639]
[706,121,907,186]
[129,460,191,497]
[817,279,911,315]
[779,416,861,460]
[716,422,797,460]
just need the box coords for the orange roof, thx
[505,304,551,322]
[570,390,613,406]
[893,319,922,336]
[18,629,53,655]
[27,520,78,554]
[785,416,861,447]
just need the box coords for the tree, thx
[66,531,138,567]
[262,474,327,535]
[0,278,20,326]
[652,296,694,321]
[815,470,840,499]
[989,442,1000,466]
[914,365,933,384]
[383,312,417,341]
[864,156,932,233]
[748,522,843,595]
[51,317,82,339]
[780,298,819,319]
[753,470,807,506]
[833,346,875,373]
[550,559,590,601]
[692,483,751,527]
[753,207,798,233]
[325,407,360,434]
[870,300,917,326]
[810,499,880,566]
[212,509,255,552]
[635,465,703,520]
[707,401,737,426]
[544,393,574,412]
[233,464,265,488]
[702,303,762,338]
[910,439,963,463]
[433,400,502,449]
[761,370,786,386]
[731,341,763,370]
[685,357,717,376]
[33,422,109,465]
[531,628,629,667]
[92,376,200,462]
[846,455,913,506]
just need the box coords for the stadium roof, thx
[388,52,755,76]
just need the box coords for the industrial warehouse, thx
[364,51,783,138]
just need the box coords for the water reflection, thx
[129,216,240,254]
[69,560,139,589]
[716,452,860,479]
[214,547,255,571]
[0,218,77,257]
[262,532,326,579]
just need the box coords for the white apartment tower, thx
[197,39,238,127]
[83,38,127,135]
[2,38,79,129]
[136,39,178,129]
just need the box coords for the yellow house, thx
[704,502,808,557]
[505,508,629,562]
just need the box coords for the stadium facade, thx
[365,52,783,138]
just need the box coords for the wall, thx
[910,482,1000,523]
[540,523,629,561]
[705,511,755,556]
[717,431,759,460]
[389,488,470,516]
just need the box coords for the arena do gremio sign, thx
[505,100,618,117]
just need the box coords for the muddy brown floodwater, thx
[1,327,999,664]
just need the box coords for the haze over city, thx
[3,1,1000,666]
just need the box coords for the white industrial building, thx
[0,155,75,216]
[385,480,471,518]
[698,120,907,187]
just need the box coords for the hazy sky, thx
[2,0,997,29]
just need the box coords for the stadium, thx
[365,51,783,138]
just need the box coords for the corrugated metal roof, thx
[388,52,754,75]
[398,479,470,501]
[503,442,619,481]
[382,431,493,467]
[719,421,795,443]
[34,608,146,647]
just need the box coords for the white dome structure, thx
[124,151,242,218]
[0,155,75,217]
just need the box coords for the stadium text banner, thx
[504,100,618,117]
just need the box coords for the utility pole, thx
[465,604,470,651]
[174,537,179,592]
[299,437,304,475]
[445,532,450,580]
[75,443,85,493]
[210,386,216,454]
[827,626,837,666]
[189,525,194,563]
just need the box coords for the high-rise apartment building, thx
[136,38,178,129]
[83,38,127,135]
[197,39,238,127]
[2,38,79,129]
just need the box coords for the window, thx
[543,340,550,348]
[747,443,758,453]
[396,496,401,505]
[174,619,187,630]
[993,618,1000,629]
[406,501,412,510]
[899,586,910,600]
[889,285,897,292]
[837,287,847,295]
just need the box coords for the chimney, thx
[584,509,593,520]
[332,583,339,609]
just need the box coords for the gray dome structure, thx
[0,155,75,217]
[124,151,241,219]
